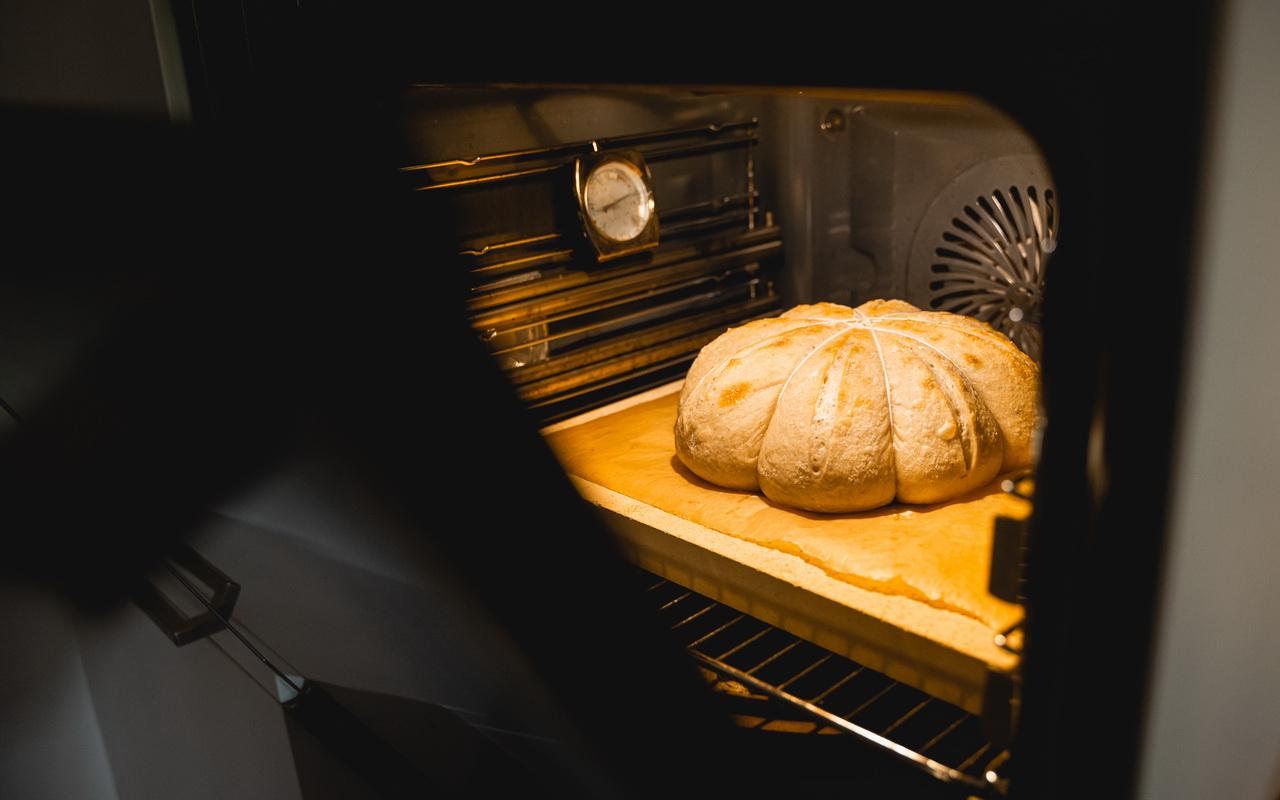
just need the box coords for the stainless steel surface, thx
[402,91,781,422]
[469,229,780,313]
[403,121,758,193]
[400,120,757,173]
[505,299,776,384]
[410,164,560,192]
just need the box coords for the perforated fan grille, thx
[929,186,1056,360]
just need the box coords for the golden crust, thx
[675,300,1040,512]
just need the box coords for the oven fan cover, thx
[906,156,1057,361]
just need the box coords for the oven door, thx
[0,3,1239,800]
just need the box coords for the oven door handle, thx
[133,543,241,646]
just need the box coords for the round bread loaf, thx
[674,299,1039,512]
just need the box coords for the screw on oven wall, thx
[820,109,846,133]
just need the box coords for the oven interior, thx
[399,84,1055,796]
[408,86,1054,425]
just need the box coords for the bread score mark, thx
[866,325,995,473]
[761,326,861,477]
[681,321,845,408]
[871,314,1030,358]
[802,330,862,478]
[855,309,900,490]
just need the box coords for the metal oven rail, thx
[637,569,1012,797]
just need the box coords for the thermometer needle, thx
[601,191,638,213]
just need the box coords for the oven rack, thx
[401,119,758,191]
[638,568,1012,797]
[432,116,777,425]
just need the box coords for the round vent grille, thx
[928,186,1056,360]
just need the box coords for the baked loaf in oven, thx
[674,299,1039,512]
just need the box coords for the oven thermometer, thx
[584,160,653,242]
[574,152,660,260]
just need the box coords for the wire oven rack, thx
[406,113,780,425]
[636,568,1012,797]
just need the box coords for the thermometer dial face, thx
[582,160,653,243]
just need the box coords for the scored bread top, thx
[674,299,1040,513]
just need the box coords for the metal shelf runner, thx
[643,572,1013,797]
